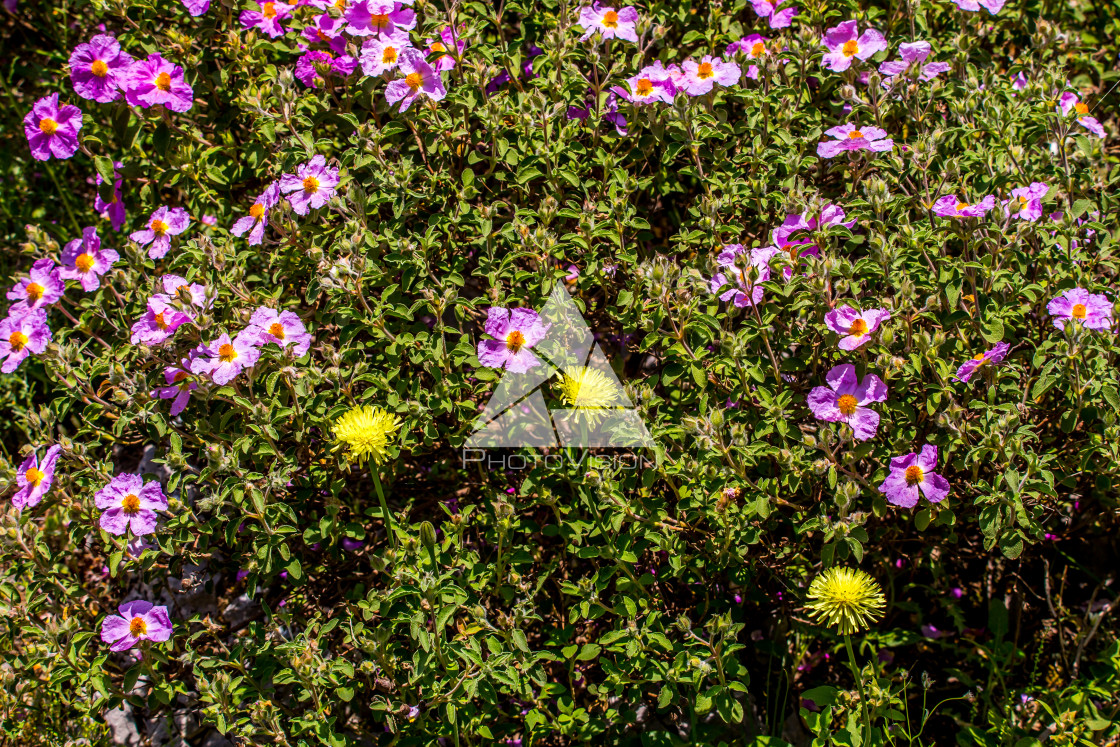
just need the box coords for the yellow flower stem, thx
[844,635,872,743]
[371,469,397,550]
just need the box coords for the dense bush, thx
[1,0,1119,744]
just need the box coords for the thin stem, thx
[844,635,873,743]
[371,468,398,549]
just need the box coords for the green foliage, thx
[0,0,1119,744]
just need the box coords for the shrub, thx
[1,0,1119,744]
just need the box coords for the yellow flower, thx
[332,405,401,465]
[805,567,886,635]
[557,367,620,409]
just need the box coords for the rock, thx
[105,703,141,746]
[223,593,257,628]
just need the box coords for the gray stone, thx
[104,703,141,746]
[223,593,257,628]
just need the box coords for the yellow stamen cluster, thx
[558,367,619,409]
[805,567,886,635]
[333,405,402,465]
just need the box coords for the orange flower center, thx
[269,322,286,339]
[26,467,45,487]
[837,393,858,416]
[262,1,277,18]
[129,616,147,636]
[847,318,868,336]
[603,9,619,27]
[405,72,423,90]
[334,0,346,8]
[155,72,172,91]
[121,494,141,514]
[635,78,654,96]
[783,243,799,261]
[1071,303,1087,320]
[91,59,109,77]
[154,312,169,330]
[848,130,863,139]
[370,13,389,28]
[383,47,398,63]
[842,39,859,57]
[1075,102,1088,115]
[249,203,265,219]
[955,202,969,212]
[76,253,95,273]
[8,331,28,352]
[1018,195,1029,205]
[25,282,44,302]
[431,41,447,53]
[751,42,766,56]
[151,219,169,235]
[39,118,58,135]
[302,176,320,193]
[506,330,526,353]
[218,343,238,362]
[173,370,190,383]
[972,353,987,362]
[904,465,924,485]
[697,62,714,79]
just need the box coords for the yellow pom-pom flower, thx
[332,405,401,465]
[557,367,620,409]
[805,567,886,635]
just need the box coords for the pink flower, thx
[182,0,210,13]
[160,275,210,312]
[240,0,293,37]
[476,307,550,373]
[23,93,83,161]
[426,25,465,72]
[359,32,413,75]
[153,362,198,416]
[678,55,740,96]
[821,20,887,72]
[12,444,61,511]
[577,4,639,43]
[953,342,1010,383]
[932,194,996,218]
[60,226,119,291]
[1005,182,1048,222]
[614,62,676,104]
[728,34,771,79]
[807,363,887,441]
[130,206,191,259]
[279,155,340,215]
[756,204,855,279]
[304,12,348,53]
[878,41,950,82]
[94,474,167,536]
[817,123,894,158]
[878,445,950,508]
[70,35,134,102]
[295,49,358,88]
[825,306,891,350]
[1047,288,1113,332]
[344,0,416,37]
[247,306,312,356]
[750,0,797,28]
[709,244,771,308]
[7,258,64,310]
[1059,93,1105,138]
[95,161,126,231]
[231,183,282,245]
[123,54,194,112]
[191,331,261,384]
[129,295,191,345]
[951,0,1004,13]
[100,600,173,651]
[0,307,51,373]
[385,49,446,112]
